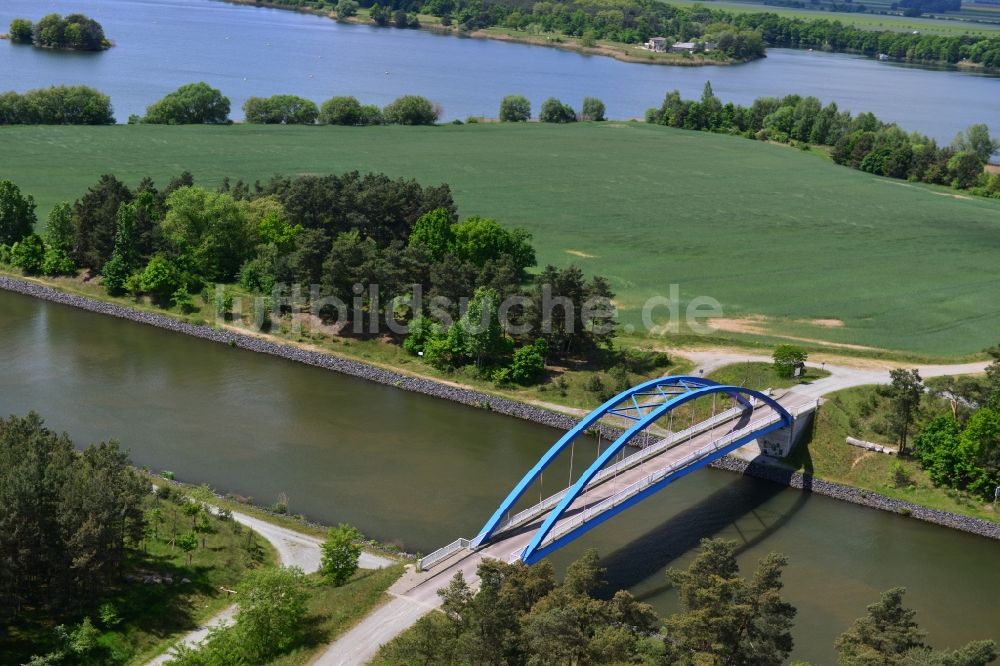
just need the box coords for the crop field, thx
[661,0,1000,35]
[2,123,999,357]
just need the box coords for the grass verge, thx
[707,361,832,390]
[265,566,405,666]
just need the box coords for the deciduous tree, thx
[143,82,230,125]
[320,523,363,586]
[772,344,807,379]
[383,95,439,125]
[0,179,36,245]
[499,95,531,122]
[881,369,924,453]
[539,97,577,123]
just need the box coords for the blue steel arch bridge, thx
[417,375,816,572]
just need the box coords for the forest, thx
[0,172,618,386]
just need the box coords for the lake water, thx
[1,288,998,662]
[1,0,999,141]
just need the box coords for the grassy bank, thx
[785,385,998,523]
[3,124,1000,356]
[262,566,404,666]
[149,473,411,561]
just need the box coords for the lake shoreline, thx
[213,0,999,73]
[216,0,751,68]
[2,273,998,545]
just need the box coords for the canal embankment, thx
[3,273,999,543]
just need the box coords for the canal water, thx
[1,0,999,141]
[1,289,997,662]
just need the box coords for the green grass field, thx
[660,0,1000,34]
[2,123,999,357]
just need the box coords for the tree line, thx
[0,171,619,386]
[134,83,445,125]
[378,539,997,665]
[0,86,115,125]
[647,82,1000,198]
[264,0,1000,67]
[0,82,611,125]
[7,14,110,51]
[731,12,1000,66]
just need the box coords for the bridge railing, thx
[547,413,783,544]
[419,538,470,571]
[489,405,747,537]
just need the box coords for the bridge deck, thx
[419,392,815,574]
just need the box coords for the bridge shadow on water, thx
[599,418,816,602]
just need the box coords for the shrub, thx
[585,374,606,394]
[172,286,197,313]
[336,0,359,18]
[139,254,183,302]
[99,603,122,629]
[271,493,288,514]
[42,247,76,275]
[581,96,606,121]
[888,460,912,488]
[509,340,547,385]
[492,366,513,387]
[499,95,531,122]
[383,95,439,125]
[539,97,577,123]
[609,364,631,393]
[321,524,363,586]
[11,234,45,274]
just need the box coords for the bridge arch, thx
[471,376,792,562]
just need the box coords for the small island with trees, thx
[6,14,111,51]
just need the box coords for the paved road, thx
[313,593,433,666]
[684,349,989,397]
[146,506,394,665]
